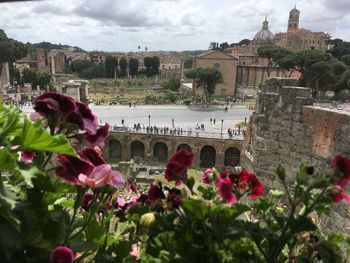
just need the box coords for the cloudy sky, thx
[1,0,350,52]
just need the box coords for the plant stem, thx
[0,172,5,195]
[303,187,328,216]
[63,189,83,245]
[43,153,53,169]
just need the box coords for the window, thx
[213,63,220,70]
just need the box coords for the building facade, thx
[192,50,238,96]
[274,7,330,52]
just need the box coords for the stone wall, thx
[244,77,350,233]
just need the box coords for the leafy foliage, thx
[185,67,222,102]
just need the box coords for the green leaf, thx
[19,119,77,157]
[290,216,316,234]
[182,198,209,220]
[296,165,309,185]
[0,149,17,171]
[17,166,45,188]
[276,165,286,181]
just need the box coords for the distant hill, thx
[30,41,86,52]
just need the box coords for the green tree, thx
[341,54,350,67]
[328,39,350,59]
[22,68,38,89]
[70,59,92,74]
[119,57,128,77]
[257,45,292,76]
[151,56,160,76]
[219,42,229,50]
[105,56,118,78]
[128,58,139,77]
[164,77,181,91]
[144,56,152,77]
[185,67,223,103]
[80,64,105,79]
[37,72,51,89]
[144,56,160,77]
[184,59,193,69]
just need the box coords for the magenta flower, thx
[167,188,182,208]
[55,154,95,185]
[148,183,165,203]
[332,155,350,188]
[19,150,36,164]
[328,186,350,203]
[78,164,124,189]
[83,123,110,148]
[79,148,105,166]
[216,177,237,204]
[164,149,194,184]
[34,92,77,118]
[50,246,74,263]
[66,102,98,135]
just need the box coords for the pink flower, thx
[148,183,165,203]
[78,164,124,189]
[50,246,74,263]
[19,150,36,164]
[83,123,110,148]
[202,168,213,184]
[216,178,237,204]
[328,186,350,203]
[164,149,194,184]
[129,243,140,259]
[29,112,42,121]
[116,196,127,208]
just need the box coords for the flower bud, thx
[140,212,155,228]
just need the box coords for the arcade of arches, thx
[104,132,243,168]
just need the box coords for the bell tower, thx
[287,6,300,32]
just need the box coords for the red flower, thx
[167,188,182,208]
[248,175,264,199]
[148,183,165,203]
[50,246,74,263]
[328,186,350,203]
[164,149,194,183]
[332,155,350,188]
[66,102,98,135]
[216,177,237,204]
[55,155,94,185]
[34,92,77,118]
[229,169,252,190]
[84,123,110,148]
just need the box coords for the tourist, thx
[121,118,124,125]
[213,119,216,125]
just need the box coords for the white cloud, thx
[0,0,349,51]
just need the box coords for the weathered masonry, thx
[103,132,244,169]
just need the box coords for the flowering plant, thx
[1,93,350,263]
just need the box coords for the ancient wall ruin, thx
[243,77,350,233]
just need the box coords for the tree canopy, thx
[144,56,160,77]
[257,46,292,76]
[70,59,92,74]
[0,28,27,65]
[185,67,223,102]
[119,57,128,77]
[105,56,118,78]
[128,58,139,77]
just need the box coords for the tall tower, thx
[287,6,300,32]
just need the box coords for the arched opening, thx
[131,141,145,160]
[224,147,240,167]
[109,139,122,160]
[200,145,216,168]
[177,144,192,153]
[153,142,168,163]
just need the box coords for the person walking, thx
[213,119,216,125]
[121,118,124,125]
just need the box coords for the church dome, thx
[253,17,274,41]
